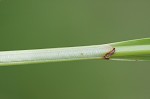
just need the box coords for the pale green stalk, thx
[0,38,149,66]
[0,44,113,66]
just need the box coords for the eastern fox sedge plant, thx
[0,38,149,66]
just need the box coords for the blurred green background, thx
[0,0,150,99]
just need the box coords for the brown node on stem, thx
[104,48,115,60]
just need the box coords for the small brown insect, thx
[104,48,115,60]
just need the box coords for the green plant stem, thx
[111,45,150,61]
[0,38,149,66]
[110,38,150,61]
